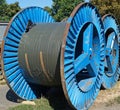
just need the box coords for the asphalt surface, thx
[0,85,20,110]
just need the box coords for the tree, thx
[0,1,21,22]
[44,6,52,15]
[0,0,6,5]
[45,0,120,24]
[92,0,120,24]
[45,0,83,21]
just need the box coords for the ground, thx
[90,81,120,110]
[0,79,120,110]
[0,85,20,110]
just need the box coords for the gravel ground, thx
[90,81,120,110]
[90,103,120,110]
[0,82,120,110]
[0,85,20,110]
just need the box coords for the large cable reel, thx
[102,14,120,89]
[2,3,105,110]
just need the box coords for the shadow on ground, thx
[46,87,73,110]
[6,85,74,110]
[6,89,22,103]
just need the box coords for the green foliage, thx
[92,0,120,23]
[49,0,83,21]
[45,0,120,23]
[0,1,21,22]
[0,0,6,5]
[44,6,52,15]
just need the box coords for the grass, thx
[114,96,120,104]
[10,96,120,110]
[9,98,53,110]
[106,96,120,106]
[8,87,72,110]
[8,81,120,110]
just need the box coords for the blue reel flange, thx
[102,14,120,89]
[61,3,105,110]
[2,7,55,100]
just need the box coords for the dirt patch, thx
[90,81,120,110]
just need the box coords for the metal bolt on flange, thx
[2,3,105,110]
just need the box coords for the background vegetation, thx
[0,0,21,22]
[92,0,120,23]
[0,0,120,23]
[45,0,120,23]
